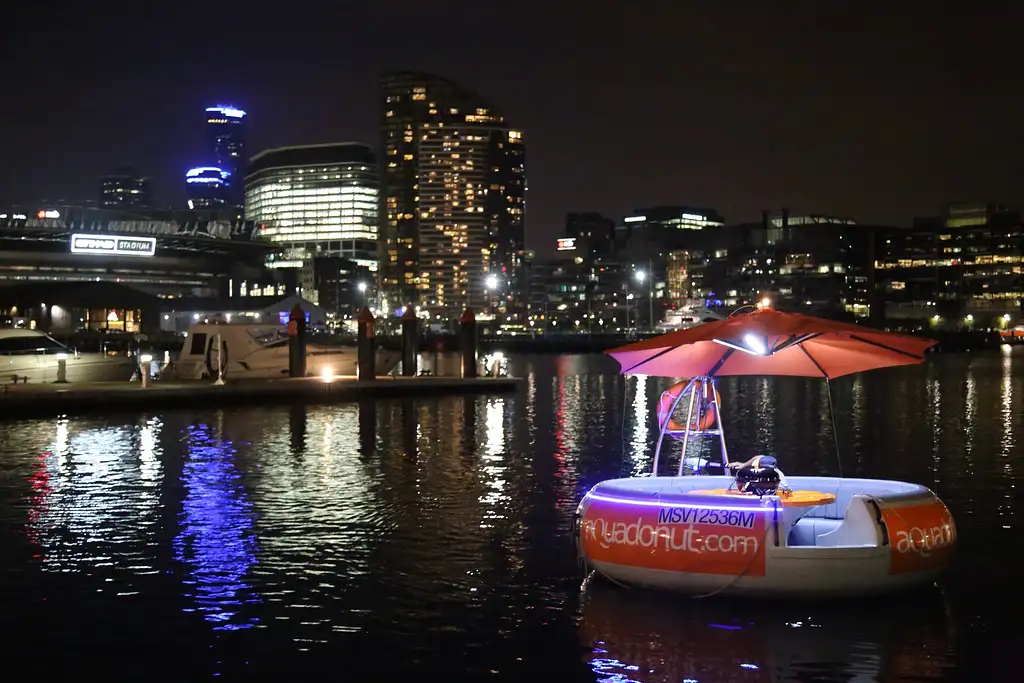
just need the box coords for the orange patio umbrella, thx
[608,306,936,379]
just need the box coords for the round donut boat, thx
[593,307,956,598]
[576,474,956,598]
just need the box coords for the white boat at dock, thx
[166,323,400,380]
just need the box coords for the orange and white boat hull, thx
[576,475,955,598]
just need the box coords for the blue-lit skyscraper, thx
[206,105,246,175]
[186,104,246,208]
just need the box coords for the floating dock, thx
[0,375,523,418]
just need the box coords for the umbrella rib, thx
[707,347,735,377]
[799,345,828,378]
[621,344,680,375]
[849,334,925,360]
[772,332,821,354]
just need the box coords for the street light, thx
[484,275,500,335]
[634,270,652,333]
[356,282,368,315]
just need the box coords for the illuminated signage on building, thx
[70,233,156,257]
[556,238,576,251]
[681,213,705,221]
[36,209,60,219]
[205,105,246,118]
[623,215,646,223]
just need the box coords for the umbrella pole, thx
[711,376,730,467]
[651,377,697,477]
[826,378,843,479]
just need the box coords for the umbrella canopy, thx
[608,307,936,379]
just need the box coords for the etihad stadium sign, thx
[70,233,157,257]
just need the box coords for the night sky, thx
[2,1,1021,250]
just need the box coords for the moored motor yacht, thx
[655,301,726,333]
[167,323,400,380]
[0,328,137,384]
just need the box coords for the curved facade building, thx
[244,143,379,270]
[185,166,233,209]
[380,72,526,326]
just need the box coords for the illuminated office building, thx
[380,72,526,325]
[205,105,246,205]
[100,167,152,208]
[617,206,725,260]
[185,166,232,210]
[876,202,1022,327]
[244,143,379,273]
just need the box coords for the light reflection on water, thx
[580,578,957,683]
[480,398,509,523]
[628,375,648,475]
[23,418,164,586]
[173,420,259,631]
[1000,351,1015,529]
[0,350,1021,680]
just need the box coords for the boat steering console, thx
[727,455,790,497]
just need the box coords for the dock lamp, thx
[140,354,153,388]
[55,353,69,384]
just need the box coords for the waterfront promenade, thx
[0,374,522,418]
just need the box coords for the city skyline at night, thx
[2,3,1020,249]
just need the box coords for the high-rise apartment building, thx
[244,143,379,274]
[100,167,152,208]
[379,72,526,325]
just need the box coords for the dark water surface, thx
[1,350,1021,681]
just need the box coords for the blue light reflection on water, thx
[172,422,260,631]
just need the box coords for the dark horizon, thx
[2,2,1022,245]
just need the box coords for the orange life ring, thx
[657,379,720,432]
